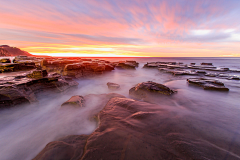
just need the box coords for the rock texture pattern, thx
[129,81,175,99]
[34,97,240,160]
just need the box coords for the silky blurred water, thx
[0,57,240,159]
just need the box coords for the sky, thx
[0,0,240,57]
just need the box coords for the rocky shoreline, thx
[1,56,240,159]
[34,95,240,160]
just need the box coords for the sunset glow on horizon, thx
[0,0,240,57]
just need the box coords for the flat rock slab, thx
[129,81,175,99]
[61,95,85,107]
[35,97,240,160]
[187,78,229,91]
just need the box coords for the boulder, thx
[187,78,229,91]
[61,96,85,107]
[129,81,175,99]
[107,82,120,90]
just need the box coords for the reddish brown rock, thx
[61,96,85,107]
[129,81,175,99]
[33,135,89,160]
[35,97,240,160]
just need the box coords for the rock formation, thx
[187,78,229,91]
[34,97,240,160]
[129,81,175,99]
[0,70,78,108]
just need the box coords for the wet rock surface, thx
[0,63,36,73]
[187,78,229,91]
[61,95,85,108]
[1,56,140,76]
[0,70,78,108]
[147,61,240,81]
[34,93,126,160]
[34,135,89,160]
[34,97,240,160]
[115,61,138,69]
[129,81,175,99]
[107,82,120,90]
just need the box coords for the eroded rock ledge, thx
[34,96,240,160]
[0,70,78,108]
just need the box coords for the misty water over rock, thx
[0,57,240,160]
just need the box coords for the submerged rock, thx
[61,95,85,107]
[107,82,120,90]
[187,78,229,91]
[129,81,174,99]
[35,97,240,160]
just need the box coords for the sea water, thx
[0,57,240,159]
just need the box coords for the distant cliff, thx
[0,45,31,57]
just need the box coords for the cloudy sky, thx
[0,0,240,57]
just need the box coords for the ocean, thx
[0,57,240,159]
